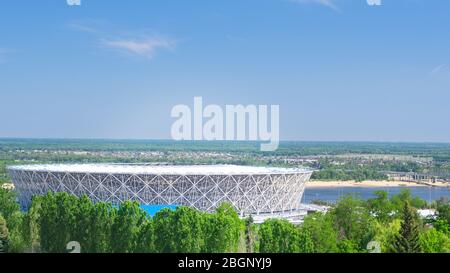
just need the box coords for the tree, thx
[39,192,79,253]
[433,218,449,235]
[420,229,450,253]
[204,203,242,253]
[330,194,375,250]
[171,206,205,253]
[0,215,9,253]
[372,219,401,253]
[298,228,315,253]
[302,213,339,253]
[21,196,42,252]
[27,192,117,253]
[391,189,426,212]
[135,218,155,253]
[244,215,255,253]
[0,188,27,252]
[88,202,116,253]
[390,201,422,253]
[435,197,450,226]
[0,188,20,223]
[366,190,394,223]
[258,219,301,253]
[110,201,147,253]
[337,239,358,253]
[153,208,175,253]
[72,195,94,253]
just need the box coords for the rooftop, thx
[8,164,312,175]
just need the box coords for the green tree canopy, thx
[302,212,339,253]
[153,208,176,253]
[390,201,422,253]
[258,219,301,253]
[420,228,450,253]
[0,215,9,253]
[330,194,376,250]
[204,203,242,253]
[366,190,394,223]
[391,189,427,212]
[110,201,148,253]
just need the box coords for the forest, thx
[1,188,449,253]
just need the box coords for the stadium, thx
[8,164,313,218]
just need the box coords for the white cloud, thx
[101,36,175,59]
[430,64,447,75]
[68,20,176,60]
[67,19,107,34]
[290,0,341,12]
[367,0,382,6]
[66,0,81,6]
[68,23,98,34]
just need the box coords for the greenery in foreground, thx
[0,188,450,253]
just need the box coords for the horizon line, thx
[1,137,450,145]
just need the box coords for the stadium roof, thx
[8,164,312,175]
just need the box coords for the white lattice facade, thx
[8,164,312,215]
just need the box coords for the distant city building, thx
[384,171,440,183]
[8,164,313,219]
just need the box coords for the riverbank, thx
[307,180,450,188]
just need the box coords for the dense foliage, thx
[390,202,422,253]
[1,187,450,253]
[35,195,243,253]
[0,216,8,253]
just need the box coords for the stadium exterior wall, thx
[8,164,312,216]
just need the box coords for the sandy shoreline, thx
[306,180,450,188]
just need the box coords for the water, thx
[140,205,178,216]
[302,186,450,204]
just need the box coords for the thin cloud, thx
[0,48,10,63]
[68,23,99,34]
[101,36,175,59]
[67,19,107,34]
[430,64,447,75]
[68,20,176,60]
[290,0,341,12]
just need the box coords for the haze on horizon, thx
[1,0,450,143]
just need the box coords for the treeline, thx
[1,191,243,253]
[3,139,450,157]
[310,159,447,181]
[1,189,450,253]
[311,167,388,181]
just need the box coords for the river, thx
[302,186,450,204]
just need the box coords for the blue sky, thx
[0,0,449,142]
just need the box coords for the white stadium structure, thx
[8,164,313,219]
